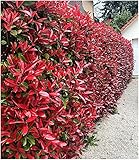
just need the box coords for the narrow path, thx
[81,78,138,159]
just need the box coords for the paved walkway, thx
[81,78,138,159]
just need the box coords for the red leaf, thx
[77,86,86,91]
[37,111,46,118]
[3,23,11,31]
[18,104,27,109]
[18,148,26,154]
[15,152,20,159]
[7,153,15,159]
[61,37,69,46]
[59,141,67,147]
[4,78,15,87]
[42,155,49,159]
[16,134,22,141]
[22,125,28,136]
[57,117,66,123]
[1,131,10,137]
[78,94,86,104]
[20,10,32,17]
[16,1,24,8]
[44,134,55,140]
[49,92,60,97]
[29,48,38,52]
[52,140,67,147]
[38,107,49,111]
[48,121,54,125]
[27,154,34,159]
[6,138,14,144]
[26,74,36,80]
[84,91,93,95]
[28,90,35,96]
[39,91,50,98]
[12,100,27,109]
[8,120,24,124]
[25,60,38,73]
[27,116,37,123]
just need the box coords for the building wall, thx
[132,38,138,75]
[121,17,139,75]
[121,18,138,40]
[69,1,86,13]
[82,0,94,19]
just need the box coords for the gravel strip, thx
[81,78,138,159]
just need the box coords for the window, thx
[132,38,138,48]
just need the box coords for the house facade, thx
[121,15,138,76]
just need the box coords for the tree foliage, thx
[109,9,132,32]
[100,1,138,20]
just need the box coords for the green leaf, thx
[10,30,18,37]
[18,52,26,61]
[44,53,50,60]
[61,132,68,141]
[6,149,13,154]
[1,93,6,98]
[22,137,27,146]
[73,118,79,124]
[8,73,14,79]
[66,18,73,22]
[21,82,28,89]
[22,92,28,97]
[4,61,8,67]
[17,34,26,41]
[23,1,35,6]
[23,142,31,151]
[0,62,4,66]
[62,90,69,98]
[50,57,55,61]
[22,135,35,151]
[27,135,35,145]
[72,96,79,101]
[84,134,98,148]
[11,25,16,29]
[1,99,6,104]
[1,40,7,45]
[62,97,69,109]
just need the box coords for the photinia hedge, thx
[1,1,133,159]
